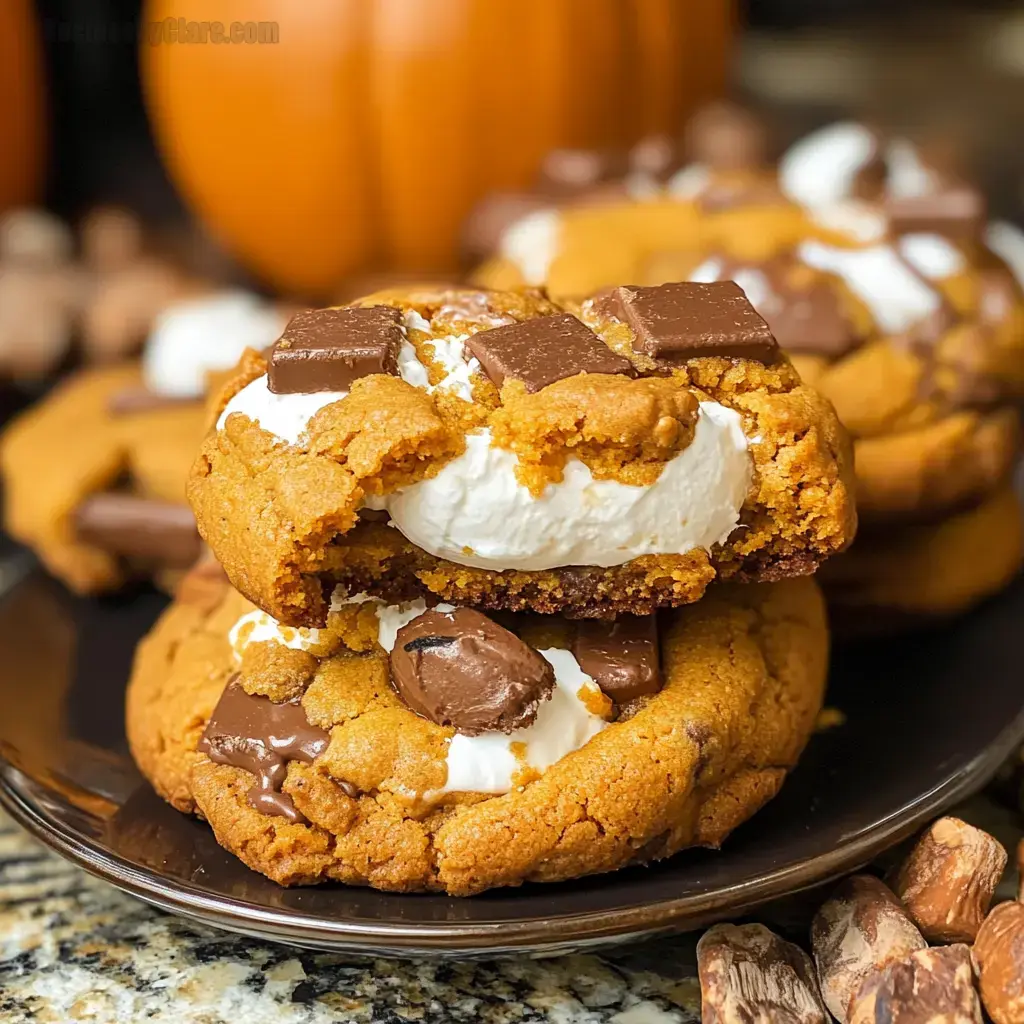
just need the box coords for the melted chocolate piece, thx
[198,678,331,823]
[572,616,661,704]
[74,494,201,568]
[107,387,199,415]
[887,185,986,245]
[707,255,863,357]
[465,313,635,392]
[599,281,779,363]
[390,608,555,735]
[268,305,402,394]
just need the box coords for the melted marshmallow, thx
[986,221,1024,288]
[143,291,286,398]
[810,201,888,244]
[366,403,750,572]
[899,234,967,281]
[499,208,561,285]
[230,595,608,796]
[229,608,322,661]
[667,164,711,200]
[440,647,607,795]
[779,122,880,208]
[886,138,938,199]
[217,374,346,445]
[798,240,942,334]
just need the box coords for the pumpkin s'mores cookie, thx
[127,564,827,895]
[0,292,284,592]
[188,285,855,627]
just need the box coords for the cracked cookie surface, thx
[126,566,828,895]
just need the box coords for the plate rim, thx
[3,701,1022,957]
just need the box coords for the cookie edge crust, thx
[126,574,828,895]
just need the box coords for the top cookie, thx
[190,284,854,627]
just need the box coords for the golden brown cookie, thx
[0,364,205,592]
[474,182,1024,528]
[189,286,855,627]
[822,485,1023,626]
[126,567,828,895]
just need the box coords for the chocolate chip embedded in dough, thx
[390,608,555,735]
[268,305,403,394]
[572,616,661,704]
[887,185,986,245]
[74,494,201,568]
[198,677,331,822]
[465,313,635,393]
[599,281,779,363]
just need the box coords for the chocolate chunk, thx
[268,305,402,394]
[684,101,767,172]
[599,281,779,363]
[700,255,863,356]
[108,386,199,415]
[698,922,828,1024]
[887,186,986,245]
[465,313,635,393]
[973,900,1024,1024]
[812,875,927,1023]
[849,944,982,1024]
[892,816,1007,943]
[572,616,661,704]
[390,608,555,735]
[74,494,201,568]
[198,677,331,823]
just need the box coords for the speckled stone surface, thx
[0,794,1021,1023]
[0,812,704,1024]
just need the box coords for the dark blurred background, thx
[34,0,1024,226]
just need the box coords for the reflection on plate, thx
[0,570,1022,957]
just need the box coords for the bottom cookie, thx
[822,485,1023,630]
[127,570,828,895]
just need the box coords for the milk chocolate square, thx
[887,186,985,245]
[465,313,635,393]
[268,305,402,394]
[601,281,779,363]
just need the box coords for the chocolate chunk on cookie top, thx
[268,305,403,394]
[198,677,330,822]
[572,616,661,704]
[465,312,634,392]
[391,608,555,734]
[601,281,779,363]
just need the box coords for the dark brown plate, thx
[0,562,1022,957]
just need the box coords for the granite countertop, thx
[2,792,1021,1023]
[0,810,705,1023]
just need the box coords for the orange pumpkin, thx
[142,0,734,297]
[0,0,45,213]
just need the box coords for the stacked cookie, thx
[474,110,1024,625]
[128,282,855,893]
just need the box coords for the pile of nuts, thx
[698,816,1023,1022]
[0,206,205,379]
